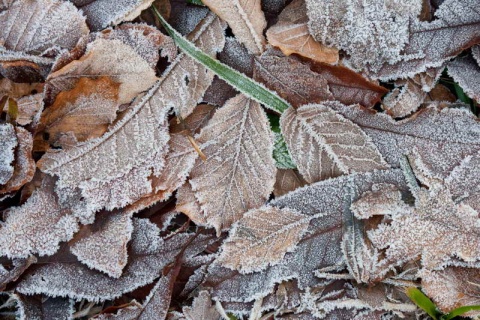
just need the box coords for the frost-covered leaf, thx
[328,102,480,180]
[0,176,78,258]
[473,45,480,65]
[254,49,388,109]
[420,267,480,317]
[364,186,480,270]
[170,104,216,135]
[266,0,338,64]
[90,301,143,320]
[189,94,276,233]
[273,169,306,197]
[182,291,221,320]
[202,0,267,54]
[216,206,311,273]
[0,257,36,290]
[71,0,155,31]
[0,127,35,195]
[176,182,206,226]
[273,132,296,170]
[0,123,17,185]
[202,169,408,302]
[448,54,480,103]
[70,211,134,278]
[37,14,225,215]
[0,0,89,82]
[306,0,422,76]
[14,294,74,320]
[40,77,120,148]
[17,219,214,301]
[281,104,389,183]
[46,38,158,106]
[8,93,44,126]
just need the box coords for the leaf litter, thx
[0,0,480,319]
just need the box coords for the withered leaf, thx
[0,0,89,81]
[473,45,480,65]
[71,0,156,31]
[189,94,276,233]
[0,123,17,185]
[14,294,74,320]
[37,14,225,216]
[40,76,121,148]
[216,206,310,273]
[182,291,221,320]
[420,267,480,317]
[170,104,217,135]
[448,54,480,103]
[0,257,36,291]
[0,127,35,195]
[365,187,480,270]
[0,79,43,99]
[11,93,44,126]
[176,182,206,226]
[17,219,214,301]
[203,169,408,303]
[47,38,158,106]
[266,0,339,64]
[202,0,267,55]
[70,211,134,278]
[280,104,389,183]
[273,169,306,197]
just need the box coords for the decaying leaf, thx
[170,104,217,135]
[182,291,221,320]
[0,123,17,185]
[189,94,276,233]
[176,182,206,226]
[0,127,35,195]
[273,169,306,197]
[448,54,480,103]
[0,257,36,291]
[69,211,134,278]
[16,219,214,301]
[203,169,408,303]
[0,79,43,99]
[281,104,389,183]
[13,294,74,320]
[216,206,311,273]
[420,267,480,317]
[0,0,89,82]
[202,0,267,55]
[71,0,156,31]
[446,150,480,212]
[266,0,339,64]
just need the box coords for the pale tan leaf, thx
[448,54,480,103]
[273,169,306,197]
[266,0,338,64]
[40,77,120,148]
[189,94,276,233]
[0,0,89,81]
[0,123,17,184]
[0,127,35,194]
[47,38,158,106]
[72,0,156,31]
[216,206,310,273]
[421,267,480,317]
[280,104,389,183]
[182,291,221,320]
[202,0,266,55]
[12,93,44,126]
[176,182,206,226]
[70,211,134,278]
[37,14,225,216]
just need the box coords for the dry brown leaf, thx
[170,104,217,135]
[39,77,120,148]
[202,0,267,55]
[280,104,389,183]
[0,127,35,195]
[0,79,43,99]
[273,169,306,197]
[176,182,206,226]
[182,291,221,320]
[266,0,339,64]
[0,123,17,185]
[216,206,311,273]
[0,257,36,291]
[0,0,89,82]
[71,0,155,31]
[420,267,480,317]
[189,94,276,233]
[448,54,480,103]
[12,93,44,126]
[47,38,158,106]
[69,211,133,278]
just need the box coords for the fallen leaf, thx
[0,257,36,291]
[0,123,17,184]
[266,0,339,64]
[0,79,43,99]
[176,182,206,226]
[189,94,276,233]
[14,294,74,320]
[273,169,306,197]
[182,291,221,320]
[448,54,480,103]
[202,0,267,54]
[216,206,311,273]
[170,104,217,135]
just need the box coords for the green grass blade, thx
[406,287,442,320]
[152,6,291,114]
[442,305,480,320]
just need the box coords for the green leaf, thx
[442,305,480,320]
[273,132,296,169]
[406,287,442,320]
[151,6,291,114]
